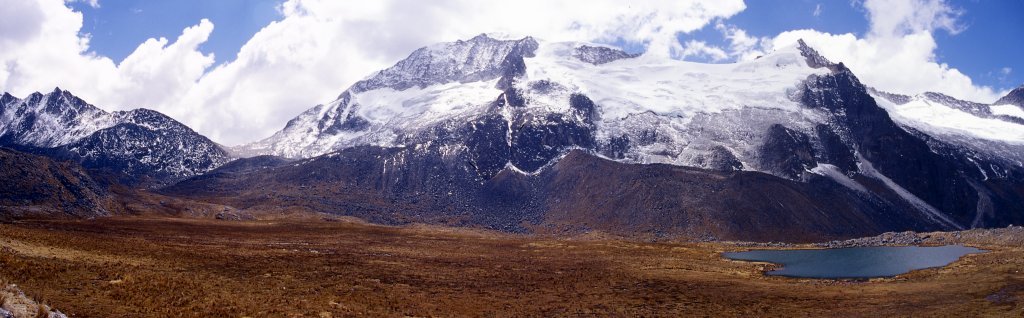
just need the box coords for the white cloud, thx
[64,0,98,9]
[716,22,770,61]
[863,0,962,37]
[813,4,822,17]
[0,0,213,131]
[678,40,729,62]
[0,0,745,145]
[728,0,1002,103]
[1002,67,1013,76]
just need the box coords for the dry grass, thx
[34,304,48,318]
[0,217,1021,317]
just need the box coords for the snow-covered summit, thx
[352,34,539,92]
[0,87,114,147]
[0,88,230,185]
[239,34,834,170]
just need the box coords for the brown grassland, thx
[0,217,1022,317]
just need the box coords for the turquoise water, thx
[723,245,984,279]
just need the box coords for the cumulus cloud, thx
[0,0,213,132]
[715,22,770,61]
[727,0,1001,103]
[0,0,745,145]
[678,40,729,62]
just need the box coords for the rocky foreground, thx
[0,281,67,318]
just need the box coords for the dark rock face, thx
[814,124,856,173]
[462,93,598,179]
[210,155,292,174]
[994,85,1024,107]
[799,62,1023,230]
[568,93,599,123]
[599,135,630,160]
[697,145,743,172]
[495,38,538,90]
[511,113,595,171]
[464,114,512,179]
[757,124,816,179]
[0,147,117,219]
[320,92,371,134]
[573,45,640,65]
[797,39,833,69]
[165,148,940,242]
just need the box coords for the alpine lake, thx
[723,245,984,279]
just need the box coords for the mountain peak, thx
[797,39,833,69]
[351,35,538,93]
[1,91,15,103]
[994,85,1024,106]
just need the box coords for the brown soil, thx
[0,217,1021,317]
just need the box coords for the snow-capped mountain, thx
[0,88,115,147]
[0,88,230,185]
[869,89,1024,176]
[236,34,543,158]
[239,34,834,172]
[193,34,1024,239]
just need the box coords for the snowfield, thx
[991,104,1024,120]
[240,36,835,172]
[873,94,1024,145]
[526,41,825,122]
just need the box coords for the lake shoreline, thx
[723,225,1024,249]
[722,245,985,279]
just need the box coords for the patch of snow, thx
[991,104,1024,119]
[352,80,499,129]
[873,94,1024,144]
[809,163,868,193]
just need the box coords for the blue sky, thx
[67,0,1022,90]
[677,0,1022,89]
[70,0,281,64]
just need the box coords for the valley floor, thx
[0,217,1022,317]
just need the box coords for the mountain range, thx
[3,34,1023,242]
[0,88,230,186]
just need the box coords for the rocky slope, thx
[994,85,1024,107]
[0,147,119,220]
[0,88,231,186]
